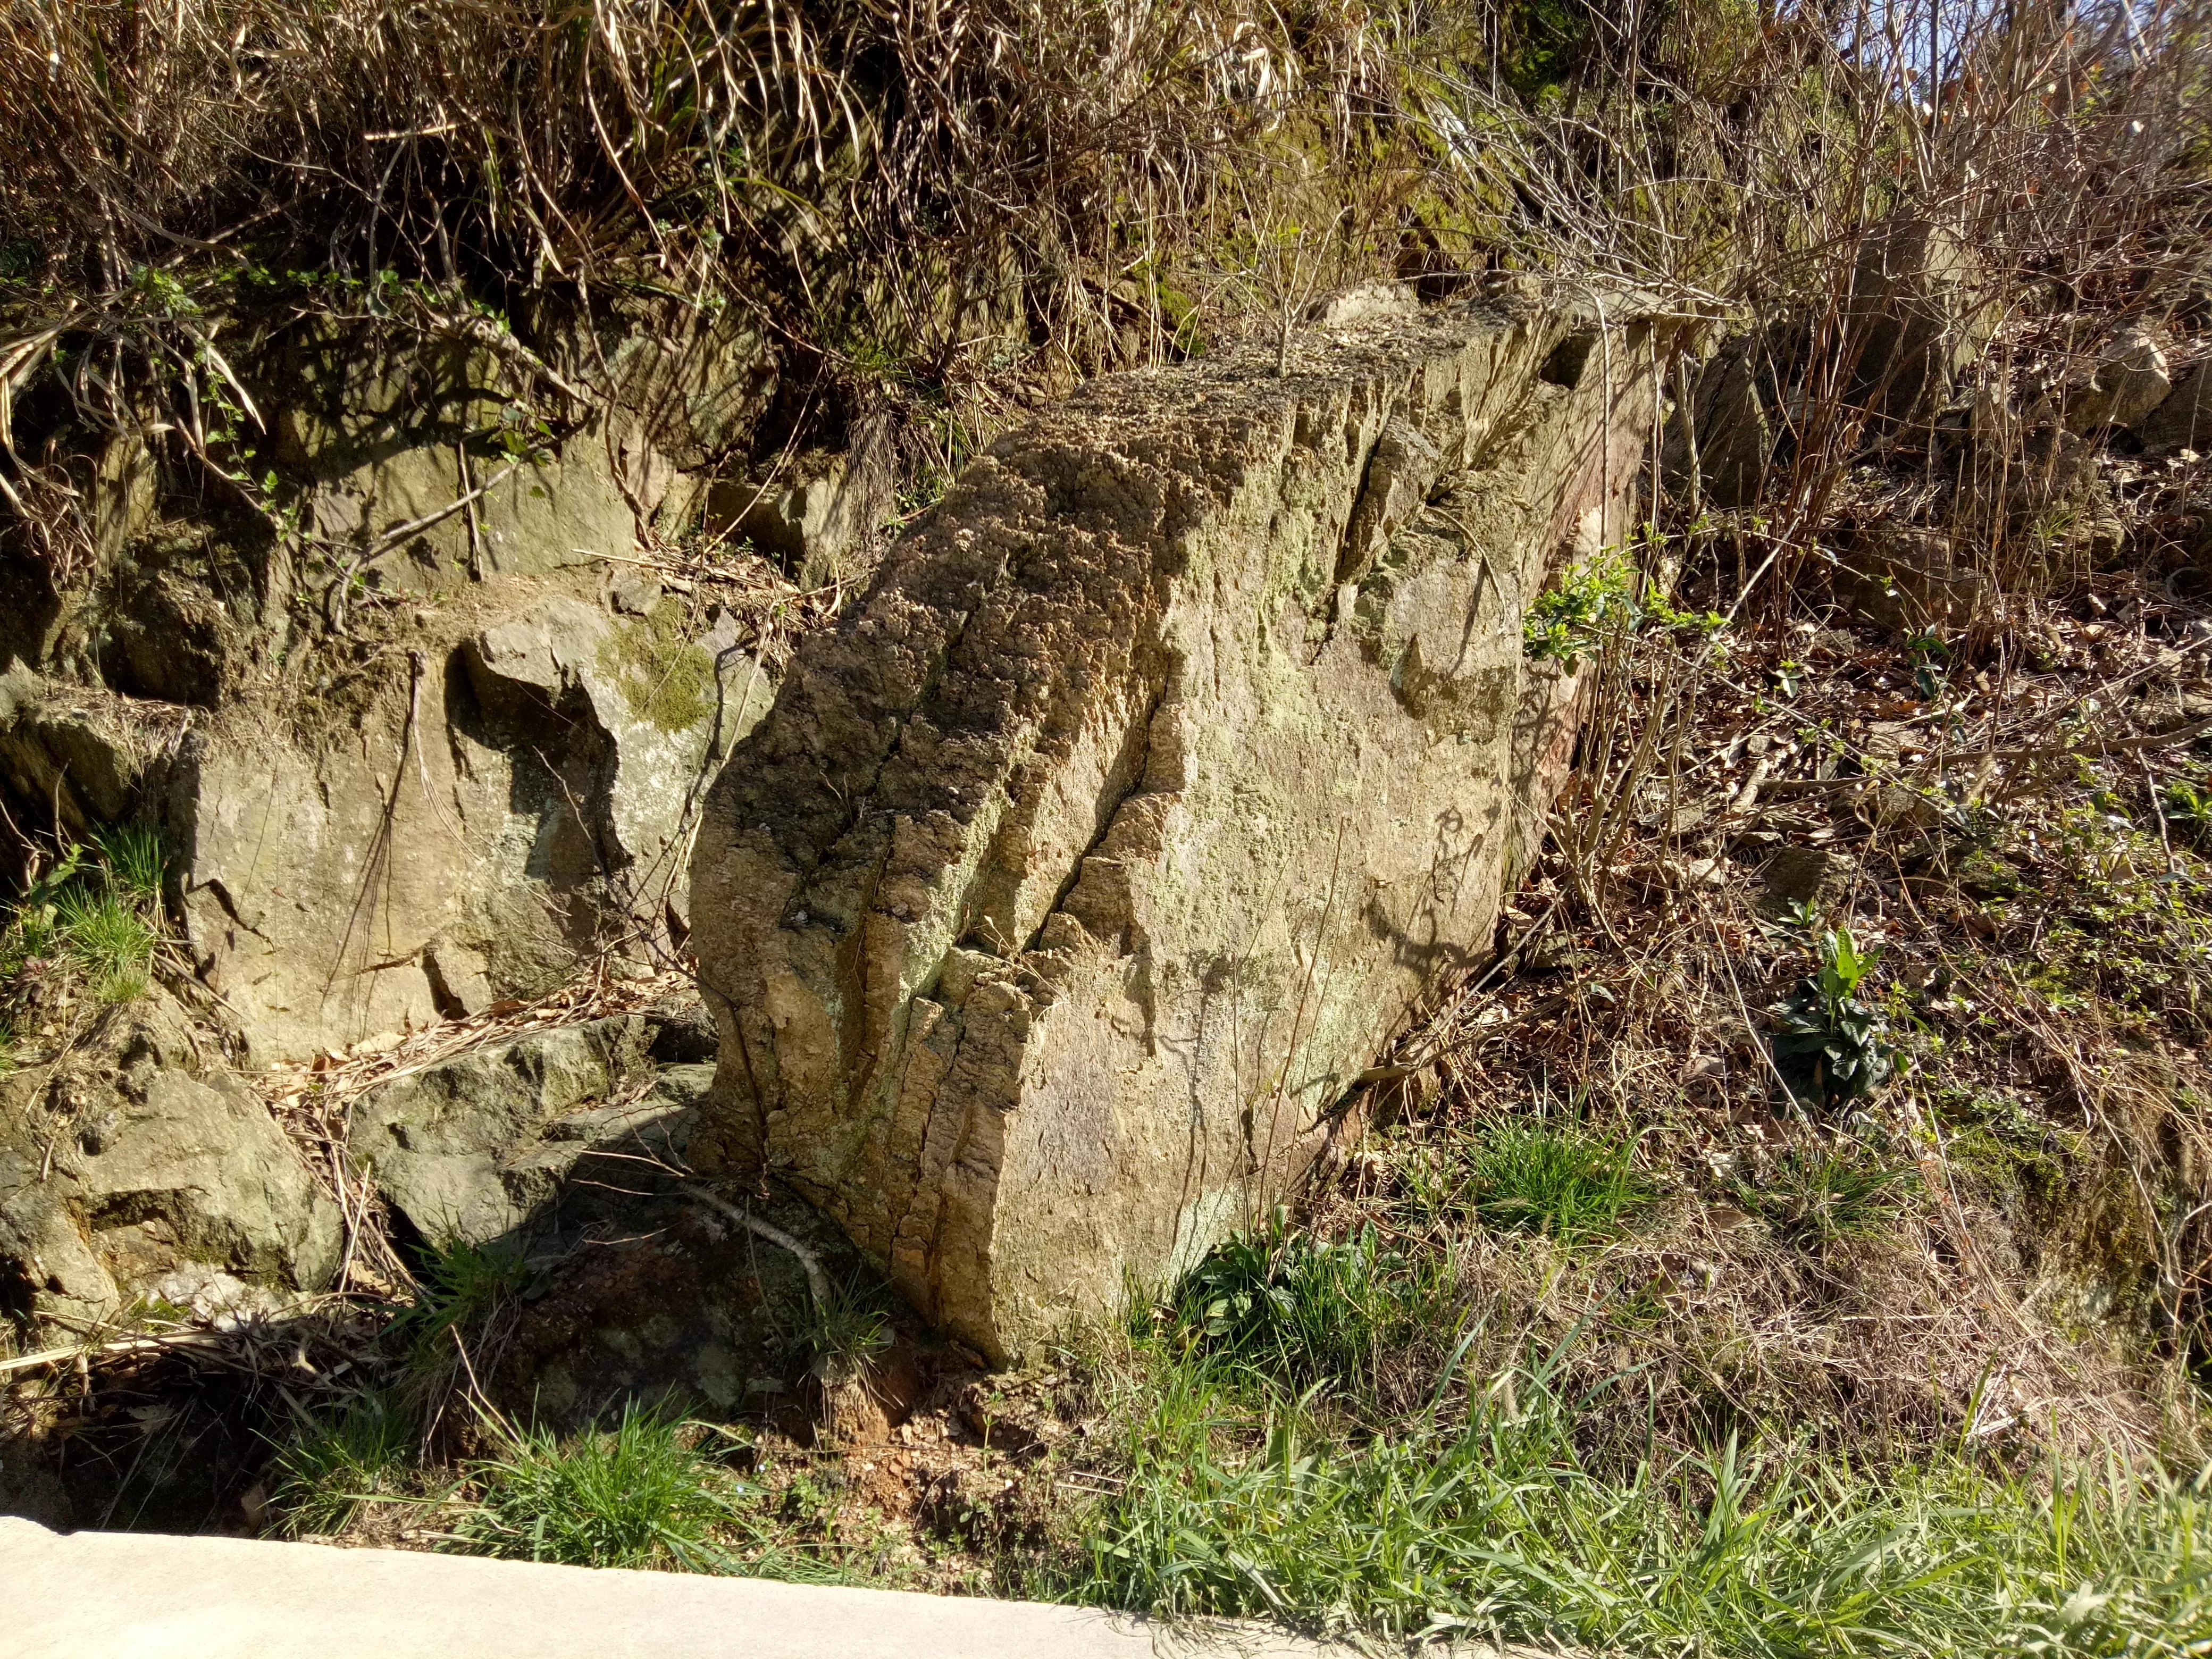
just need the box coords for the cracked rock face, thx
[153,591,772,1061]
[346,1009,712,1248]
[689,296,1670,1361]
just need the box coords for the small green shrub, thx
[1524,552,1639,668]
[455,1405,743,1571]
[1769,909,1893,1110]
[271,1391,416,1538]
[1525,548,1722,670]
[1465,1122,1654,1244]
[2164,776,2212,843]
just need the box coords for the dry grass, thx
[5,1,2205,610]
[1325,535,2212,1472]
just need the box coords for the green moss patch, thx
[599,606,716,734]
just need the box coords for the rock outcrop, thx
[347,1006,713,1249]
[1843,216,1991,423]
[0,591,772,1061]
[0,305,818,1063]
[0,993,341,1325]
[688,290,1670,1361]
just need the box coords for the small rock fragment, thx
[610,572,664,615]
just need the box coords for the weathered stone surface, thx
[2139,358,2210,455]
[1844,217,1990,422]
[154,590,774,1060]
[1663,333,1775,509]
[2065,328,2172,434]
[347,1011,713,1245]
[0,587,774,1063]
[709,423,896,590]
[315,443,633,590]
[0,995,341,1324]
[688,296,1667,1360]
[0,298,815,1071]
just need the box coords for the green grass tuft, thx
[801,1273,894,1381]
[393,1236,530,1372]
[1464,1121,1653,1244]
[0,827,168,1002]
[53,886,158,1001]
[454,1404,743,1571]
[1738,1144,1921,1250]
[271,1391,415,1538]
[93,823,168,907]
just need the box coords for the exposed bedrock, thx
[0,593,772,1063]
[0,307,805,1064]
[0,991,343,1328]
[689,292,1673,1361]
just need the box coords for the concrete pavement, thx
[0,1516,1335,1658]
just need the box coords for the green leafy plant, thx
[1906,630,1951,701]
[454,1404,744,1571]
[1769,909,1893,1110]
[2163,776,2212,843]
[1524,552,1639,667]
[1465,1121,1654,1244]
[1167,1218,1404,1381]
[1524,548,1722,671]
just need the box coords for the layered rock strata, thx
[689,291,1670,1360]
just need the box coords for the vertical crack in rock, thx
[691,292,1676,1360]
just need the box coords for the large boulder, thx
[687,292,1669,1360]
